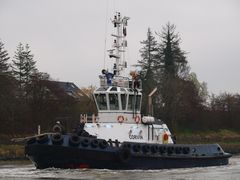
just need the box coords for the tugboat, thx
[22,12,231,169]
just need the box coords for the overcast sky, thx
[0,0,240,94]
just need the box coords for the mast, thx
[108,12,130,76]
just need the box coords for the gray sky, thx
[1,0,240,94]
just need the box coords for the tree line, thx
[1,23,239,135]
[138,23,240,132]
[0,41,94,135]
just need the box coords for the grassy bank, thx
[175,129,240,154]
[0,144,26,161]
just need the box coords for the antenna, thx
[108,12,130,76]
[103,0,110,69]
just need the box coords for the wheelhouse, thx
[93,86,142,113]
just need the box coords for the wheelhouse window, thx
[95,94,107,110]
[121,94,127,110]
[127,95,134,110]
[110,87,117,91]
[127,94,141,111]
[109,93,119,110]
[136,95,141,111]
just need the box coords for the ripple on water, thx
[0,156,239,180]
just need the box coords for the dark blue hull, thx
[25,134,231,170]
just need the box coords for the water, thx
[0,156,239,180]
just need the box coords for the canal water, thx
[0,155,239,180]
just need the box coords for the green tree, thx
[209,93,240,130]
[0,40,16,134]
[188,72,208,105]
[156,22,188,78]
[138,28,158,114]
[0,40,10,74]
[12,43,37,97]
[154,23,192,131]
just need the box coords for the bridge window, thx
[121,94,127,110]
[127,94,141,111]
[128,95,134,110]
[109,94,119,110]
[110,87,117,91]
[95,94,107,110]
[136,95,141,111]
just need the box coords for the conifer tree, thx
[156,22,188,79]
[23,44,37,84]
[0,40,10,74]
[138,28,158,114]
[155,23,190,131]
[0,40,16,133]
[12,43,37,96]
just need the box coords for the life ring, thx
[117,116,124,123]
[163,133,169,144]
[134,115,141,124]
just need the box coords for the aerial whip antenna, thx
[103,0,109,69]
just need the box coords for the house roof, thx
[46,81,89,101]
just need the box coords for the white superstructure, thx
[85,12,173,144]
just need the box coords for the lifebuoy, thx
[117,116,124,123]
[163,133,168,144]
[134,115,141,124]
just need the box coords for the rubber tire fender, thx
[51,133,63,145]
[69,134,81,146]
[132,144,141,153]
[99,139,108,149]
[91,139,99,148]
[81,138,90,147]
[119,148,131,163]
